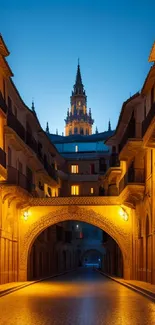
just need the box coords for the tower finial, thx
[78,57,80,66]
[108,119,111,131]
[46,122,49,133]
[31,99,36,114]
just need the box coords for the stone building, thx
[0,34,155,285]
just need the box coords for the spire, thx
[56,129,58,135]
[73,60,85,95]
[31,100,36,115]
[95,126,98,134]
[108,120,111,131]
[46,122,49,133]
[75,59,82,86]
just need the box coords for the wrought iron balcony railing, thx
[119,168,145,194]
[0,91,7,114]
[26,131,38,155]
[44,161,58,182]
[142,102,155,137]
[7,112,25,141]
[7,166,35,193]
[109,153,120,167]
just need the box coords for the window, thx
[74,127,78,134]
[75,145,78,152]
[90,187,94,194]
[71,165,78,173]
[71,185,79,195]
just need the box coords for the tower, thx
[65,61,94,136]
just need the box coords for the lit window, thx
[90,187,94,194]
[75,145,78,152]
[71,185,79,195]
[71,165,79,173]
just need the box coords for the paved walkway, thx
[98,271,155,300]
[0,268,155,325]
[1,270,155,298]
[0,270,76,297]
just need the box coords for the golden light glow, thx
[90,187,94,194]
[119,207,128,221]
[71,185,79,195]
[23,211,29,221]
[71,165,79,173]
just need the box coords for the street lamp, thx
[119,207,128,221]
[23,211,29,221]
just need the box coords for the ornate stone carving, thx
[28,196,121,207]
[19,206,131,279]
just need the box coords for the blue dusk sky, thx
[0,0,155,134]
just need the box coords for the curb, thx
[96,269,155,302]
[0,269,76,298]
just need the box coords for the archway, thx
[81,249,103,268]
[19,206,131,281]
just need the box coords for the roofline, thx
[9,78,63,157]
[105,92,140,143]
[141,64,155,94]
[0,34,10,56]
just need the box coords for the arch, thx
[19,207,131,281]
[81,249,103,266]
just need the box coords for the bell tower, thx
[65,61,94,136]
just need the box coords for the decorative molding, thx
[28,196,121,207]
[19,206,131,278]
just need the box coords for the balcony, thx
[7,166,34,193]
[0,147,7,179]
[109,153,120,167]
[7,112,25,142]
[69,173,99,182]
[142,102,155,137]
[44,161,58,182]
[142,102,155,147]
[0,91,7,114]
[0,147,6,169]
[118,114,143,161]
[26,131,38,155]
[119,168,145,205]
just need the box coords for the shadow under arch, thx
[81,249,103,266]
[19,207,131,281]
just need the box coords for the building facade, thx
[0,34,155,285]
